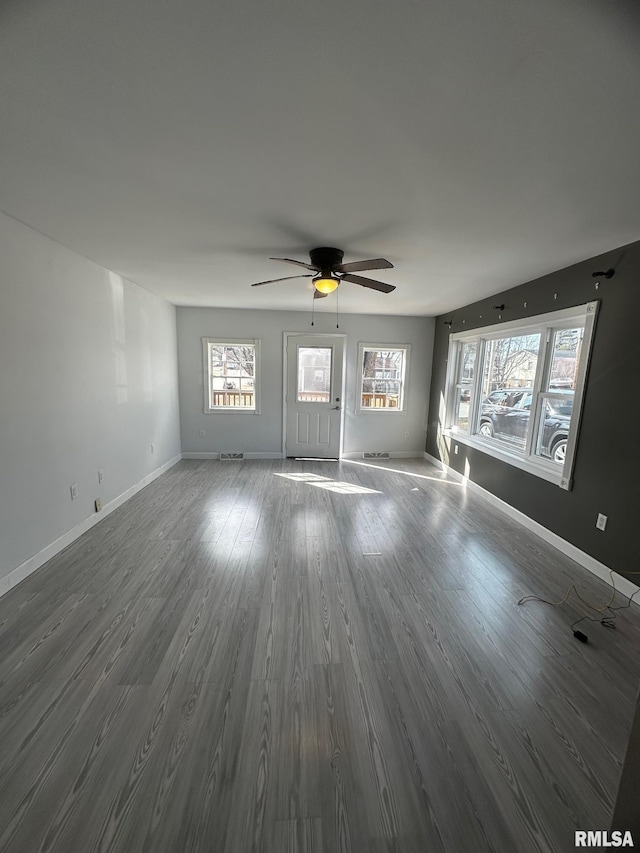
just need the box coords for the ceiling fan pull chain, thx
[311,291,315,327]
[336,286,340,328]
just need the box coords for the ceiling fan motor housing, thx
[309,247,344,273]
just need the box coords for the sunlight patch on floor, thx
[274,472,381,494]
[341,458,462,485]
[307,481,381,495]
[274,473,330,482]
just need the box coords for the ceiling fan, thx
[250,247,396,299]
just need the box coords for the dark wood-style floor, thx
[1,458,639,853]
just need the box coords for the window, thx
[451,340,477,431]
[444,302,598,489]
[202,338,260,413]
[358,344,409,411]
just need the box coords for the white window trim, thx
[202,337,261,414]
[443,302,598,489]
[357,342,411,414]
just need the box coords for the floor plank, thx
[0,457,639,852]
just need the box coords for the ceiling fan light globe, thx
[314,277,339,294]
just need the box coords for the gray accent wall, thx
[0,212,181,583]
[177,306,434,458]
[426,239,640,579]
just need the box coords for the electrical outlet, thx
[95,498,102,512]
[596,513,607,531]
[199,430,206,438]
[98,469,104,484]
[454,444,459,455]
[70,483,78,500]
[150,443,155,454]
[404,431,410,439]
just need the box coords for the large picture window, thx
[202,338,260,413]
[444,302,598,489]
[358,344,409,412]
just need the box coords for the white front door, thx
[285,335,345,458]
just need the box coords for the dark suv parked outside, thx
[479,388,573,463]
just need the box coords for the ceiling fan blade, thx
[270,257,318,271]
[341,273,396,293]
[338,258,394,273]
[313,289,329,299]
[251,274,314,286]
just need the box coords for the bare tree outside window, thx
[482,334,541,392]
[548,328,583,389]
[205,340,258,410]
[460,342,477,381]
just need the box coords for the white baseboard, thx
[244,452,284,459]
[424,452,640,601]
[186,451,421,461]
[182,452,221,459]
[340,450,425,460]
[181,451,284,460]
[0,454,183,599]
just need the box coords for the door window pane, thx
[297,347,331,402]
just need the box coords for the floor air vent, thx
[220,452,244,460]
[363,451,390,459]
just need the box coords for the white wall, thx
[0,213,181,588]
[177,306,434,457]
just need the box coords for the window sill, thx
[444,429,569,489]
[204,409,260,415]
[357,408,407,415]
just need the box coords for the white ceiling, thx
[2,0,639,316]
